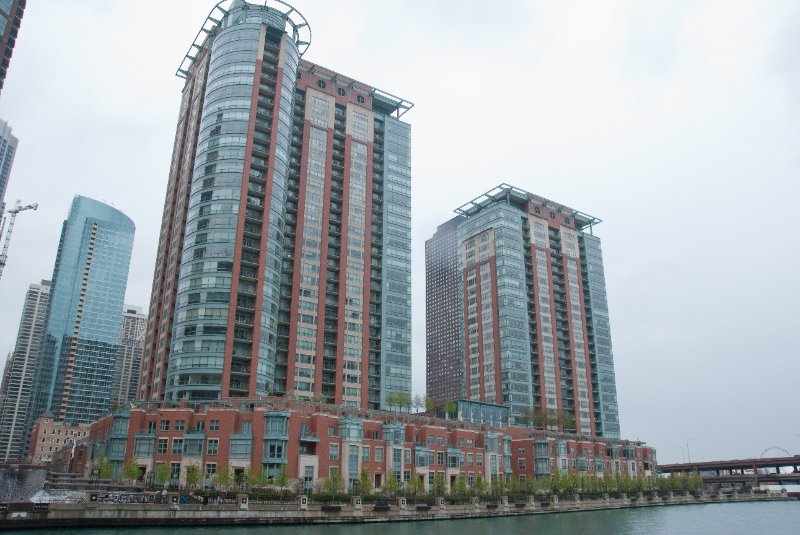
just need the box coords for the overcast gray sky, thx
[0,0,798,464]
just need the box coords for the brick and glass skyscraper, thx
[0,279,49,461]
[0,0,26,95]
[139,0,412,410]
[426,184,620,439]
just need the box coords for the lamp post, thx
[91,465,100,489]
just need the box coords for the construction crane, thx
[0,200,39,280]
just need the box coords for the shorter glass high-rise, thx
[29,196,135,426]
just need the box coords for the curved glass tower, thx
[28,196,135,425]
[163,0,304,401]
[141,0,413,409]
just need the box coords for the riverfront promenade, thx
[0,490,791,530]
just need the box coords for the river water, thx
[4,501,798,534]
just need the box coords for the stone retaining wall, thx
[0,492,791,530]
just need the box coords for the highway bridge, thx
[659,455,800,486]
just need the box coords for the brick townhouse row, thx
[54,398,655,491]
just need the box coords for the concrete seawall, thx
[0,492,792,530]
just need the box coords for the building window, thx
[175,420,185,431]
[208,439,219,456]
[157,439,167,455]
[329,444,339,460]
[160,420,169,431]
[317,80,327,89]
[205,463,217,480]
[437,451,444,465]
[328,426,335,436]
[265,440,286,461]
[210,420,220,432]
[172,439,184,455]
[362,446,370,462]
[171,463,181,482]
[518,458,526,470]
[376,447,384,463]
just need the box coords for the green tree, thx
[557,410,577,431]
[273,464,290,495]
[507,475,521,495]
[490,476,505,496]
[386,392,399,411]
[154,462,171,486]
[244,464,264,487]
[432,474,446,496]
[96,457,114,480]
[323,471,345,494]
[529,406,562,429]
[688,470,703,492]
[424,395,434,412]
[443,399,458,419]
[214,463,232,489]
[410,475,426,496]
[395,392,412,412]
[122,458,141,483]
[451,474,467,496]
[185,463,202,489]
[358,469,373,495]
[382,471,400,496]
[474,475,489,495]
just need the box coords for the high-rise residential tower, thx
[0,0,25,95]
[139,0,412,410]
[426,184,620,439]
[0,118,18,222]
[0,279,50,461]
[111,305,147,406]
[28,196,135,426]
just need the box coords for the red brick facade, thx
[72,398,654,491]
